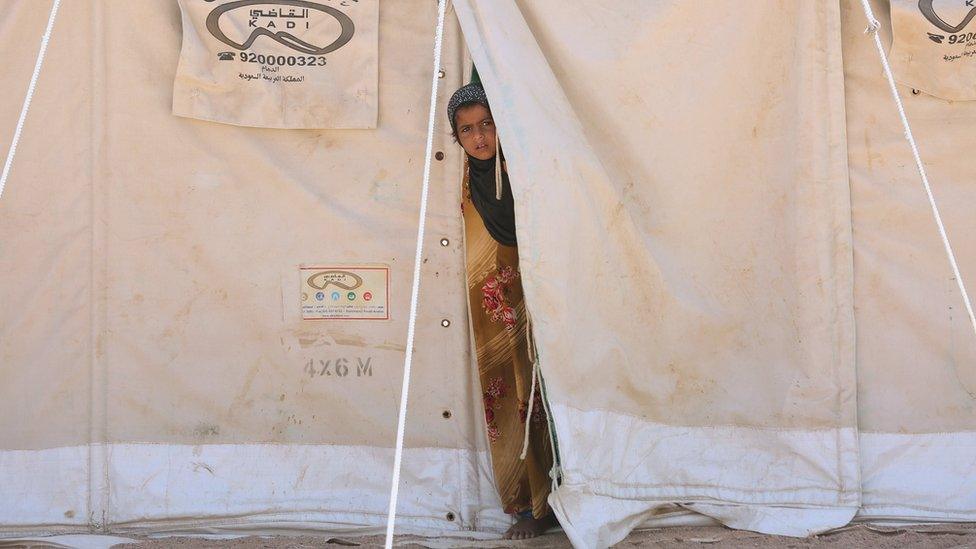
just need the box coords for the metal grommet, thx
[442,410,452,419]
[911,88,921,95]
[441,319,451,327]
[439,238,450,247]
[435,151,445,161]
[446,511,456,521]
[438,69,446,79]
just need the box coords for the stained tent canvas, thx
[2,1,976,548]
[0,0,509,536]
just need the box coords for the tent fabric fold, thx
[453,1,859,546]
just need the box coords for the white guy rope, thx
[384,1,448,547]
[858,0,976,343]
[0,0,62,201]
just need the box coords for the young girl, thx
[447,83,558,540]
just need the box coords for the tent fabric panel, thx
[0,0,55,145]
[0,0,504,534]
[105,444,508,533]
[490,0,858,429]
[0,446,90,531]
[841,0,976,521]
[454,0,858,544]
[550,405,859,546]
[94,0,470,450]
[551,405,859,507]
[0,444,509,535]
[858,433,976,521]
[843,0,976,434]
[0,0,95,451]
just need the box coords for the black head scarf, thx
[466,154,517,247]
[447,84,518,247]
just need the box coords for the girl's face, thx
[454,103,496,160]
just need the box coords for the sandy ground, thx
[109,523,976,548]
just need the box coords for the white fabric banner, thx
[173,0,378,128]
[890,0,976,100]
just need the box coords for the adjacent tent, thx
[1,1,974,548]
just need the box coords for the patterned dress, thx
[462,167,553,520]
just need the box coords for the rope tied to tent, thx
[522,349,562,491]
[538,369,561,493]
[857,0,976,344]
[383,1,448,547]
[863,16,881,34]
[520,323,540,460]
[518,359,540,460]
[524,313,561,491]
[0,0,62,202]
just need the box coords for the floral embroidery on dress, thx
[481,266,520,330]
[483,376,508,442]
[518,380,548,426]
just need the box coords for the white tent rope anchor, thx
[384,1,448,547]
[0,0,62,201]
[858,0,976,343]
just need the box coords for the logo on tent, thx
[306,270,364,291]
[918,0,976,33]
[205,0,356,55]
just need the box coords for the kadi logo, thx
[205,0,356,55]
[919,0,976,33]
[306,270,364,291]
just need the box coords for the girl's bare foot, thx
[503,513,558,540]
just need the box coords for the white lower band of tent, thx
[5,432,975,539]
[547,404,862,546]
[548,404,976,545]
[858,432,976,522]
[2,443,508,536]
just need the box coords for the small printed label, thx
[304,356,374,378]
[300,265,389,320]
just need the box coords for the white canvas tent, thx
[2,1,975,548]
